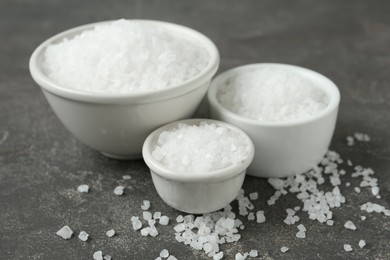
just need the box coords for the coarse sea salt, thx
[217,67,329,122]
[77,184,89,193]
[152,122,250,172]
[56,225,73,239]
[43,19,209,94]
[78,231,89,241]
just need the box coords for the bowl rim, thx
[29,19,220,104]
[208,63,340,127]
[142,118,255,183]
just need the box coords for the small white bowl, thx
[208,63,340,178]
[29,20,219,159]
[142,119,254,214]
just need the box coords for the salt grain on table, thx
[359,239,366,248]
[56,225,73,239]
[77,184,89,193]
[114,186,124,195]
[344,221,356,230]
[78,231,89,241]
[93,251,103,260]
[281,246,289,253]
[106,229,115,237]
[343,244,353,252]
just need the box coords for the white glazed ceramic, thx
[208,63,340,178]
[142,119,255,214]
[29,20,219,159]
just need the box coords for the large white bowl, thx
[142,119,255,214]
[29,20,219,159]
[208,63,340,178]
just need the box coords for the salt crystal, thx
[343,244,353,252]
[56,225,73,239]
[114,186,124,195]
[346,136,354,146]
[143,211,152,221]
[43,20,210,94]
[132,219,142,230]
[159,216,170,225]
[345,182,351,187]
[174,223,186,232]
[122,175,131,180]
[154,212,162,219]
[256,211,266,223]
[140,227,149,236]
[77,184,89,193]
[296,231,306,238]
[106,229,115,237]
[359,240,366,248]
[344,221,356,230]
[249,250,258,257]
[213,251,224,260]
[93,251,103,260]
[347,160,353,166]
[152,123,250,172]
[176,215,184,223]
[104,255,112,260]
[371,187,379,196]
[281,246,289,253]
[217,67,329,122]
[141,200,151,210]
[235,253,246,260]
[361,216,366,221]
[297,224,306,232]
[155,257,162,260]
[160,249,169,258]
[78,231,89,241]
[167,256,177,260]
[249,192,258,200]
[354,133,370,142]
[326,220,334,226]
[354,187,361,193]
[247,212,255,221]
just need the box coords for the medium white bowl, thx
[29,20,219,159]
[142,119,255,214]
[208,63,340,178]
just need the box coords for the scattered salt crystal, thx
[347,160,353,166]
[159,216,170,225]
[140,227,149,236]
[344,221,356,230]
[176,215,184,223]
[174,223,186,232]
[345,182,351,187]
[256,211,266,223]
[297,224,306,232]
[141,200,151,210]
[155,257,162,260]
[346,136,354,146]
[249,192,258,200]
[56,225,73,239]
[343,244,353,252]
[114,186,124,195]
[77,184,89,193]
[249,250,258,257]
[122,175,131,180]
[296,230,306,239]
[354,133,370,142]
[371,187,379,196]
[167,256,177,260]
[281,246,289,253]
[153,212,162,219]
[326,220,334,226]
[247,212,255,221]
[359,240,366,248]
[43,19,210,94]
[213,251,224,260]
[131,217,142,230]
[93,251,103,260]
[143,211,152,221]
[361,216,366,221]
[354,187,361,193]
[217,67,329,122]
[152,123,250,172]
[160,249,169,258]
[104,255,112,260]
[235,252,247,260]
[78,231,89,241]
[106,229,115,237]
[360,202,390,216]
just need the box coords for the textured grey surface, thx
[1,0,390,259]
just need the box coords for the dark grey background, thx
[1,0,389,259]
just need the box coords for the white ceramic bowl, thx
[29,20,219,159]
[142,119,255,214]
[208,63,340,178]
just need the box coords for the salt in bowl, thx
[29,20,219,159]
[208,63,340,178]
[142,119,255,214]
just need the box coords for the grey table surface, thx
[1,0,389,259]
